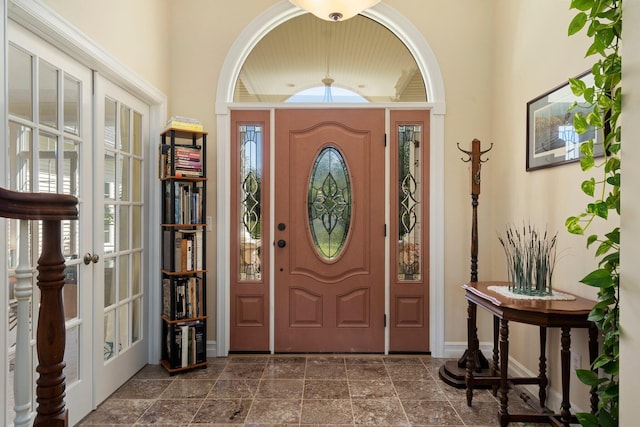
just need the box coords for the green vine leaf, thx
[569,12,589,35]
[580,269,615,288]
[582,178,596,196]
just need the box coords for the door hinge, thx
[384,314,387,327]
[384,133,387,147]
[384,224,387,237]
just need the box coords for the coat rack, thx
[439,138,493,388]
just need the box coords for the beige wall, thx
[491,0,599,409]
[43,0,171,96]
[38,0,640,417]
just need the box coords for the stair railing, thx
[1,187,78,427]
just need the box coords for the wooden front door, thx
[274,109,385,352]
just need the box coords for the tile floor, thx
[77,354,545,426]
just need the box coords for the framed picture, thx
[526,71,603,171]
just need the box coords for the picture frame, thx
[526,71,603,171]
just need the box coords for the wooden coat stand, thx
[438,138,494,388]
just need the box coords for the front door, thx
[274,109,385,352]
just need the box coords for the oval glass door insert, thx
[308,147,352,259]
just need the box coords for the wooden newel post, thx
[34,220,68,427]
[0,187,78,427]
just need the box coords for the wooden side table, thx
[463,281,598,427]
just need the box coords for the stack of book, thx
[163,229,204,271]
[159,144,203,178]
[162,276,203,320]
[165,320,206,368]
[164,116,203,133]
[163,182,203,224]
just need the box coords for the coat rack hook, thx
[456,143,473,162]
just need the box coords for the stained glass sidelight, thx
[239,125,263,280]
[398,125,421,280]
[308,147,351,260]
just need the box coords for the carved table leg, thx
[560,326,572,423]
[538,327,548,408]
[34,220,68,427]
[465,300,478,406]
[498,318,509,427]
[491,316,500,395]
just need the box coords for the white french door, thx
[6,22,151,426]
[6,21,94,425]
[93,75,149,404]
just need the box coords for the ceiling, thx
[234,13,426,103]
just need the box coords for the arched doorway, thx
[216,1,446,356]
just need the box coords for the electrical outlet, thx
[570,351,582,372]
[206,216,212,232]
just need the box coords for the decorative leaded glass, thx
[398,125,421,280]
[308,147,351,260]
[239,125,262,280]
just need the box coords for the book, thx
[165,116,203,133]
[194,322,206,364]
[180,324,189,367]
[162,278,171,317]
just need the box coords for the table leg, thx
[492,316,500,396]
[498,318,509,427]
[538,327,548,407]
[465,300,478,406]
[560,326,572,423]
[588,323,599,414]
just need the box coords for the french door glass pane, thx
[132,159,142,202]
[64,326,80,385]
[64,75,81,135]
[39,60,58,129]
[104,151,116,200]
[118,306,130,352]
[132,251,141,295]
[63,263,79,321]
[133,112,142,156]
[119,205,130,251]
[119,255,129,302]
[104,203,116,254]
[104,257,116,307]
[119,154,130,201]
[104,310,115,361]
[132,297,141,342]
[63,139,79,196]
[8,122,32,192]
[132,206,142,248]
[119,105,130,151]
[8,45,33,120]
[37,132,58,193]
[104,98,116,148]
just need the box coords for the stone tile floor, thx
[77,354,550,426]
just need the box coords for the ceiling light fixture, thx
[289,0,381,21]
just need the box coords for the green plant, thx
[564,0,621,426]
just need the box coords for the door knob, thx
[277,239,287,248]
[83,253,100,265]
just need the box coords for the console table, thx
[463,281,598,427]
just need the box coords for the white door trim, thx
[215,1,446,357]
